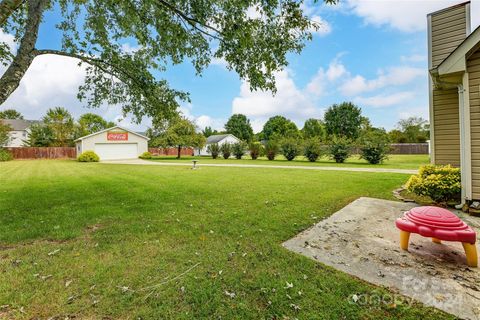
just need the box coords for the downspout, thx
[456,84,466,209]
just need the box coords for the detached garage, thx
[75,126,149,161]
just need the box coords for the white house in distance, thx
[75,126,149,160]
[195,134,240,156]
[0,119,39,147]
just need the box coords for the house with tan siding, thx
[428,1,480,203]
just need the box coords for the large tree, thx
[395,117,429,143]
[224,114,253,142]
[0,0,335,124]
[154,117,206,158]
[42,106,74,146]
[0,108,23,119]
[262,115,298,141]
[324,102,363,140]
[76,113,114,138]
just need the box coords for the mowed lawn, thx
[150,154,429,170]
[0,160,451,319]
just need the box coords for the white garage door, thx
[94,143,138,160]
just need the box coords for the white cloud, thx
[346,0,480,32]
[355,91,415,108]
[397,106,429,121]
[0,54,141,128]
[121,43,141,53]
[195,115,225,131]
[340,66,425,96]
[401,54,427,63]
[310,15,332,36]
[232,69,324,132]
[0,30,16,53]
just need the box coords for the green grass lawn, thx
[150,154,429,170]
[0,160,451,319]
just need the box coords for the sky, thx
[1,0,480,133]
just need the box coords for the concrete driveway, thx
[101,159,418,174]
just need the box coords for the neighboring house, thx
[428,1,480,202]
[0,119,40,147]
[75,126,149,160]
[195,134,240,156]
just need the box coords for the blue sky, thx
[1,0,479,132]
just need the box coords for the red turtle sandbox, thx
[395,206,478,267]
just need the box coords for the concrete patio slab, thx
[283,197,480,320]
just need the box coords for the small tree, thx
[327,136,352,163]
[0,109,23,119]
[249,141,263,160]
[303,138,323,162]
[0,122,11,146]
[264,140,279,160]
[280,138,301,161]
[232,141,247,159]
[220,143,232,159]
[24,123,55,147]
[207,143,220,159]
[302,118,325,140]
[155,118,206,159]
[359,130,391,164]
[262,115,299,140]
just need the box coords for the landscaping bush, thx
[303,138,323,162]
[232,141,247,159]
[249,141,263,160]
[406,164,461,204]
[280,138,301,161]
[327,137,352,163]
[207,143,220,159]
[358,130,391,164]
[0,148,13,161]
[78,151,100,162]
[220,143,232,159]
[139,151,152,159]
[264,140,279,161]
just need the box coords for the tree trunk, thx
[0,0,24,26]
[177,145,181,159]
[0,0,47,105]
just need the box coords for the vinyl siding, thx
[433,88,460,166]
[468,49,480,199]
[430,5,467,68]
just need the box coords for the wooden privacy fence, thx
[7,147,77,159]
[148,147,194,156]
[351,143,429,155]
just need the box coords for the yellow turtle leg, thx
[432,237,441,244]
[400,231,410,251]
[462,243,478,267]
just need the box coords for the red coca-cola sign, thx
[107,131,128,141]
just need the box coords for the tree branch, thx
[154,0,222,41]
[0,0,47,105]
[0,0,24,26]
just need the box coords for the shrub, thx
[280,138,301,161]
[406,164,461,204]
[139,151,152,159]
[78,150,100,162]
[249,141,263,160]
[0,148,13,161]
[207,143,220,159]
[303,138,323,162]
[220,143,232,159]
[327,136,352,163]
[264,140,279,161]
[232,141,247,159]
[358,130,391,164]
